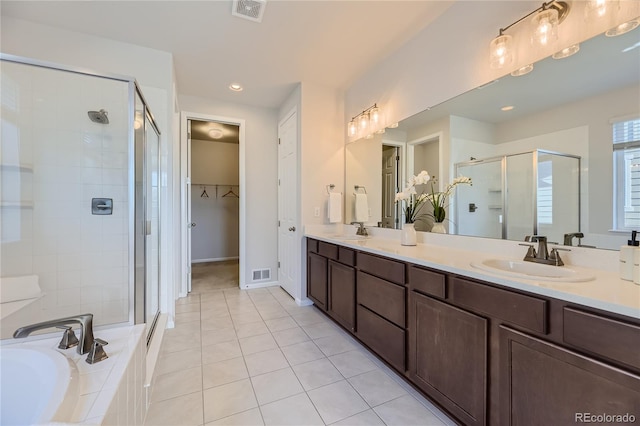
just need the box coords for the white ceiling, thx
[1,1,453,108]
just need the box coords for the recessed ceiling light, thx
[501,105,515,111]
[552,44,580,59]
[606,19,639,37]
[229,83,243,92]
[511,64,533,76]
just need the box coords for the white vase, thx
[401,223,417,246]
[431,222,447,234]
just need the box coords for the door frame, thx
[180,111,246,297]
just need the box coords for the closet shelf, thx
[487,205,503,210]
[1,164,33,173]
[0,201,34,209]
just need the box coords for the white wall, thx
[180,95,279,287]
[1,16,179,323]
[190,140,239,262]
[345,136,382,226]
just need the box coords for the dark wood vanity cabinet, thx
[500,326,640,426]
[306,238,640,426]
[307,251,327,310]
[410,291,487,426]
[328,260,355,331]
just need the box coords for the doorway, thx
[406,133,441,231]
[180,112,246,297]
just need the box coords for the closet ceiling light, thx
[208,129,224,139]
[229,83,243,91]
[501,105,515,111]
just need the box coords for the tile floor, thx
[144,262,454,426]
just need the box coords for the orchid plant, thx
[395,171,472,224]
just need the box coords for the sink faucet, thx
[521,235,570,266]
[563,232,584,246]
[351,222,368,236]
[13,313,95,355]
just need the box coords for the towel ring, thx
[326,184,336,194]
[354,185,367,194]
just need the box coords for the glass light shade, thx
[585,0,610,18]
[375,128,386,134]
[606,19,639,37]
[531,8,559,46]
[359,113,369,131]
[369,106,380,125]
[348,119,357,137]
[552,43,580,59]
[489,34,513,69]
[510,64,534,77]
[364,133,374,139]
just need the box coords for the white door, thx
[186,120,193,293]
[278,110,298,298]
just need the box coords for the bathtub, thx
[0,347,79,425]
[0,324,148,425]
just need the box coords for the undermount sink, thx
[470,259,595,282]
[328,234,368,241]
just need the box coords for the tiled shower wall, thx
[1,61,130,338]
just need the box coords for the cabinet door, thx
[500,326,640,425]
[307,252,327,310]
[328,260,355,332]
[410,291,487,426]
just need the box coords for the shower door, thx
[133,89,160,343]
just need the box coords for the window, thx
[613,117,640,230]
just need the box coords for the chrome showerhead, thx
[88,109,109,124]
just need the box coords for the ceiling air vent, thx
[232,0,267,23]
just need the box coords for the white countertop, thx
[305,226,640,320]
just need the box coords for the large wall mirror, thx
[345,26,639,250]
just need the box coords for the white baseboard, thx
[241,280,279,290]
[296,297,313,306]
[192,256,239,264]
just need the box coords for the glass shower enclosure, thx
[455,150,580,244]
[0,54,160,343]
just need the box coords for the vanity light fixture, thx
[347,103,382,138]
[585,0,613,19]
[605,19,640,37]
[489,1,570,69]
[552,43,580,59]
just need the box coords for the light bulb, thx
[531,8,559,46]
[489,34,513,69]
[369,106,380,126]
[585,0,609,18]
[359,113,369,131]
[348,119,357,137]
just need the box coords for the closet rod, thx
[192,183,239,187]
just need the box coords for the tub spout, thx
[13,313,94,355]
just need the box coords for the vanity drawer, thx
[318,241,338,260]
[357,271,405,328]
[563,307,640,371]
[409,266,446,299]
[450,277,548,334]
[338,246,355,266]
[307,238,318,253]
[357,304,406,371]
[357,252,405,285]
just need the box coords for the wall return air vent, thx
[232,0,267,23]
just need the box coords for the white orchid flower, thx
[414,170,431,185]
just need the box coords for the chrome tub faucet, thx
[13,313,95,355]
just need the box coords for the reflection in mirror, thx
[455,150,580,245]
[345,27,639,250]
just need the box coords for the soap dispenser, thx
[620,230,638,281]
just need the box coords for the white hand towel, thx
[354,193,369,222]
[328,192,342,223]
